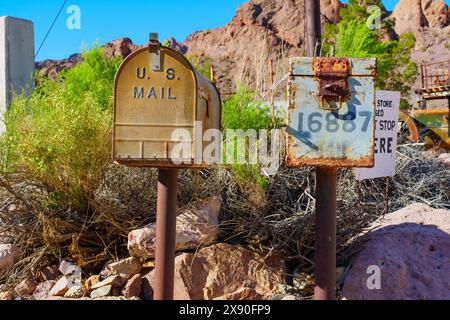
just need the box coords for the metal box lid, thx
[286,57,377,168]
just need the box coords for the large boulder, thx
[341,204,450,300]
[128,197,221,259]
[144,243,286,300]
[0,244,20,274]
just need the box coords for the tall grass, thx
[1,45,121,212]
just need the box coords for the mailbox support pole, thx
[154,168,178,300]
[314,167,337,300]
[305,0,337,300]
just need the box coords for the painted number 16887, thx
[297,111,373,133]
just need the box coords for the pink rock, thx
[341,204,450,300]
[438,153,450,166]
[122,274,142,298]
[140,273,154,301]
[38,265,61,281]
[33,281,56,300]
[128,197,220,259]
[0,244,20,274]
[15,279,38,296]
[142,243,285,300]
[0,292,14,300]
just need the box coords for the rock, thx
[14,279,38,297]
[341,204,450,300]
[423,0,450,28]
[59,260,82,280]
[213,288,262,300]
[122,274,142,298]
[48,276,80,297]
[103,257,142,280]
[38,265,61,281]
[0,292,14,300]
[281,295,298,301]
[90,285,112,299]
[140,273,154,300]
[35,38,141,81]
[292,272,315,295]
[33,281,56,300]
[93,296,140,301]
[183,0,342,92]
[84,275,100,290]
[90,275,126,290]
[64,285,86,298]
[438,153,450,166]
[143,243,285,300]
[103,38,140,60]
[0,244,20,274]
[128,197,221,259]
[391,0,429,35]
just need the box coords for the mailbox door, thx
[286,57,376,168]
[113,47,197,166]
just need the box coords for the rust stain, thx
[286,156,374,168]
[312,58,351,75]
[286,57,376,168]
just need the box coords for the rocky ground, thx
[1,153,449,301]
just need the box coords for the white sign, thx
[354,90,401,180]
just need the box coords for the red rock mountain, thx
[36,0,450,93]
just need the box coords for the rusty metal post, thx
[154,168,178,300]
[314,167,337,300]
[305,0,322,57]
[269,59,275,118]
[305,0,337,300]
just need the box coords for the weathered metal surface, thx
[286,57,376,168]
[398,111,420,143]
[314,167,337,300]
[420,60,450,89]
[314,58,350,110]
[113,43,221,168]
[413,108,450,146]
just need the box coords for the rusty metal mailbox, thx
[113,34,221,168]
[286,57,376,167]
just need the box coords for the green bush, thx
[187,55,212,80]
[222,86,275,131]
[1,45,122,212]
[323,0,417,103]
[221,86,279,189]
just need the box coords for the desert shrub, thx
[221,86,280,189]
[187,54,212,80]
[0,45,121,212]
[323,0,417,107]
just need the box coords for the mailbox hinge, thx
[313,58,351,111]
[149,32,161,72]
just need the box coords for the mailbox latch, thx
[149,32,161,72]
[313,58,351,111]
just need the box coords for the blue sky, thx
[1,0,449,61]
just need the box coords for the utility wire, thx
[35,0,68,59]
